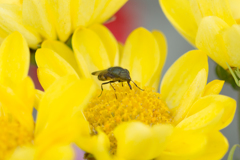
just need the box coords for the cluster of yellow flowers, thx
[0,0,238,160]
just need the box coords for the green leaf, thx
[227,144,240,160]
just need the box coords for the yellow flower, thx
[9,75,96,160]
[159,0,240,69]
[35,25,236,160]
[0,32,96,159]
[0,0,127,49]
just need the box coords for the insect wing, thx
[91,69,107,76]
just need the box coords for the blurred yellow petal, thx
[87,0,109,25]
[72,27,110,77]
[0,0,22,5]
[176,103,224,132]
[96,0,128,23]
[0,31,29,85]
[9,146,35,160]
[71,0,95,30]
[36,113,82,148]
[0,83,34,132]
[37,67,60,91]
[35,75,95,136]
[114,122,173,160]
[190,0,236,26]
[34,89,43,110]
[149,30,167,90]
[229,0,240,23]
[46,0,71,42]
[76,113,111,160]
[185,95,236,131]
[39,145,75,160]
[36,48,79,79]
[0,4,41,48]
[173,69,207,124]
[89,24,119,66]
[42,40,81,76]
[221,24,240,68]
[12,76,35,111]
[157,131,207,160]
[160,50,208,110]
[203,80,224,96]
[159,0,198,45]
[194,131,228,160]
[120,27,160,86]
[22,0,56,40]
[196,16,230,69]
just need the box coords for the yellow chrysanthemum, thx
[0,32,96,160]
[0,0,127,49]
[159,0,240,69]
[35,25,236,160]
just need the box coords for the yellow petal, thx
[39,145,75,160]
[89,24,119,66]
[46,0,71,42]
[35,75,95,136]
[0,0,22,5]
[160,50,208,110]
[22,0,56,40]
[114,122,173,160]
[157,131,207,160]
[229,0,240,23]
[0,31,29,85]
[9,146,35,160]
[36,112,82,148]
[76,113,112,160]
[37,67,60,91]
[71,0,95,30]
[72,27,110,78]
[194,131,228,160]
[96,0,128,23]
[87,0,109,25]
[176,103,224,132]
[0,4,41,48]
[202,80,224,96]
[190,0,236,26]
[149,30,167,90]
[0,83,34,132]
[11,76,35,112]
[221,24,240,68]
[185,95,236,131]
[196,16,230,69]
[120,27,160,86]
[34,89,43,110]
[35,48,79,79]
[41,40,81,76]
[159,0,198,45]
[173,69,207,124]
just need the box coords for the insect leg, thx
[109,81,118,99]
[131,80,144,91]
[127,81,132,90]
[99,81,112,97]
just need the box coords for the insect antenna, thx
[131,80,144,91]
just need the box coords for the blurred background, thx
[30,0,239,159]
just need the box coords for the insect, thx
[92,66,144,98]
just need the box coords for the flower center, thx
[0,115,33,159]
[84,82,172,155]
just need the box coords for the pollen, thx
[0,115,33,160]
[84,82,172,155]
